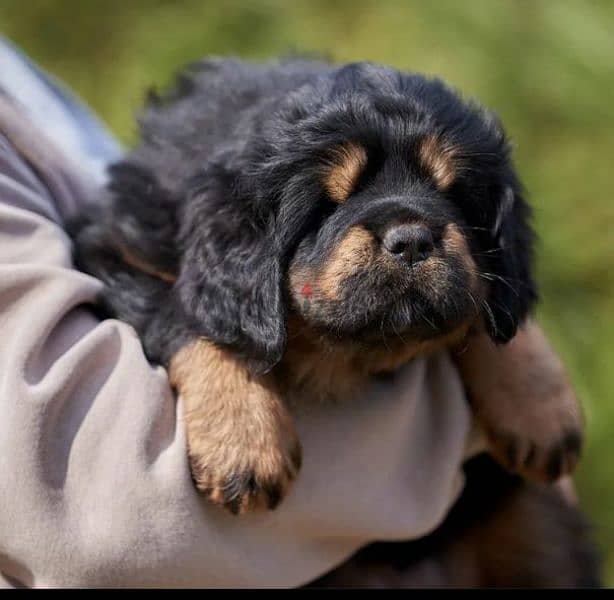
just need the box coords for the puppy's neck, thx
[275,316,468,403]
[275,320,375,403]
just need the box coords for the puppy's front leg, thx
[169,339,302,514]
[455,321,583,482]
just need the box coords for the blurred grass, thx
[2,0,613,582]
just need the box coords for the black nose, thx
[382,223,435,263]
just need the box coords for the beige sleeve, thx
[0,100,475,588]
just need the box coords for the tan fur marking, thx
[322,142,368,203]
[454,320,583,483]
[419,135,458,191]
[442,222,482,294]
[279,315,471,403]
[414,223,482,306]
[441,222,469,256]
[118,243,177,283]
[169,339,301,513]
[318,225,375,300]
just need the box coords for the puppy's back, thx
[131,58,331,192]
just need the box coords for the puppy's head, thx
[186,62,536,371]
[288,138,482,345]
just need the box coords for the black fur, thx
[71,58,537,372]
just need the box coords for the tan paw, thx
[170,339,302,514]
[187,419,302,514]
[456,321,584,483]
[483,421,582,483]
[477,379,583,482]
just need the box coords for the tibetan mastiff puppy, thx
[71,59,598,586]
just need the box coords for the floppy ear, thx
[482,183,538,343]
[175,170,286,373]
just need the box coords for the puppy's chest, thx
[274,342,414,406]
[274,315,462,405]
[273,346,361,406]
[276,367,366,407]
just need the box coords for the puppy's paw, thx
[170,339,302,514]
[457,321,584,483]
[186,404,302,515]
[478,382,583,482]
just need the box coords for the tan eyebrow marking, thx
[418,135,458,191]
[322,142,368,203]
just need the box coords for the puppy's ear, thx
[483,183,538,343]
[176,171,286,373]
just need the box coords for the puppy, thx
[71,58,583,516]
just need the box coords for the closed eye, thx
[321,142,368,203]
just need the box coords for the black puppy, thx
[71,59,595,585]
[71,57,581,502]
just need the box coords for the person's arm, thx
[0,100,188,586]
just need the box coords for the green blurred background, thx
[3,0,613,583]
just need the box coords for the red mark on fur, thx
[301,283,313,298]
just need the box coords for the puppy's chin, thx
[288,257,480,345]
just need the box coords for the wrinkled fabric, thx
[0,52,481,588]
